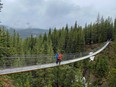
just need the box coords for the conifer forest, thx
[0,16,116,87]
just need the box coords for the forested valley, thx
[0,16,116,87]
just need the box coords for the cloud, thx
[45,0,78,17]
[40,0,81,28]
[0,0,116,29]
[42,0,98,27]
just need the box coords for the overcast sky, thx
[0,0,116,29]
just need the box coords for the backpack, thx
[58,54,62,60]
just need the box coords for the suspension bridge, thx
[0,41,110,75]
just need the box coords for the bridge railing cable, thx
[0,41,108,70]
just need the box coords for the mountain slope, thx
[9,28,49,38]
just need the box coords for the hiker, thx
[57,53,63,64]
[55,53,59,64]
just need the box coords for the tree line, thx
[0,16,116,87]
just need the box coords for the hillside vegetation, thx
[0,16,116,87]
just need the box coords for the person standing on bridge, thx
[57,53,62,64]
[55,53,59,64]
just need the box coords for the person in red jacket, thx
[58,53,63,64]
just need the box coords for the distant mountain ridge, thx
[8,28,49,39]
